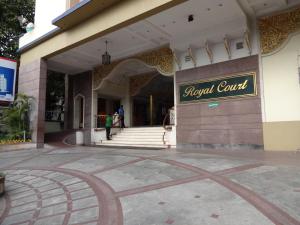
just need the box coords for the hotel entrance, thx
[132,74,174,127]
[92,55,175,129]
[96,97,120,128]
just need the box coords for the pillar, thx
[18,59,47,148]
[64,74,69,130]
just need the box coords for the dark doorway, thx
[97,97,120,127]
[132,74,174,127]
[45,71,65,133]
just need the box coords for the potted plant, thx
[0,172,5,196]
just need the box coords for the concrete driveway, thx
[0,146,299,225]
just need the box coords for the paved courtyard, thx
[0,146,300,225]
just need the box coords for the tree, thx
[0,0,35,59]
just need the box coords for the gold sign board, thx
[179,72,257,103]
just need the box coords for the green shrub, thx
[0,94,34,140]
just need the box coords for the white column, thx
[173,74,177,126]
[91,91,98,128]
[121,78,132,127]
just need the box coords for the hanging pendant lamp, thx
[102,40,111,65]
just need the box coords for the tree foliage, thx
[0,93,34,139]
[0,0,35,59]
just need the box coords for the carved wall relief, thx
[133,47,174,75]
[93,47,174,89]
[93,60,121,90]
[259,7,300,55]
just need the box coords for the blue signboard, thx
[0,58,16,102]
[0,66,15,99]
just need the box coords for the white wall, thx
[262,32,300,122]
[19,0,67,48]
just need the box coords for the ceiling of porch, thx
[47,0,300,75]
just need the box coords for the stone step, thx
[119,132,165,136]
[124,126,164,129]
[97,126,167,149]
[96,142,166,148]
[102,140,164,145]
[113,136,163,141]
[122,128,165,132]
[116,132,164,136]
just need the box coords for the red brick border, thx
[153,158,300,225]
[2,151,300,225]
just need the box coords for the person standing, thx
[105,113,113,140]
[118,105,125,128]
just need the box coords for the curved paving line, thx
[10,167,123,225]
[89,158,146,174]
[115,162,264,197]
[10,172,75,225]
[0,192,11,225]
[152,158,300,225]
[11,178,42,225]
[0,148,60,170]
[115,174,207,197]
[2,177,42,225]
[3,152,299,225]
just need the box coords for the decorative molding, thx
[172,50,181,70]
[93,60,121,89]
[223,37,231,59]
[130,72,158,96]
[205,41,213,63]
[244,30,252,55]
[73,93,85,129]
[188,47,197,67]
[259,7,300,55]
[133,47,174,75]
[93,47,174,89]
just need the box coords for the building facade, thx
[18,0,300,151]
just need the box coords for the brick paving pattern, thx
[0,146,299,225]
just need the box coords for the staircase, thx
[98,127,167,148]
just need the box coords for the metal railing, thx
[95,114,122,129]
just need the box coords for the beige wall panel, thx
[263,121,300,151]
[262,32,300,122]
[20,0,186,65]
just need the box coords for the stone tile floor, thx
[0,146,299,225]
